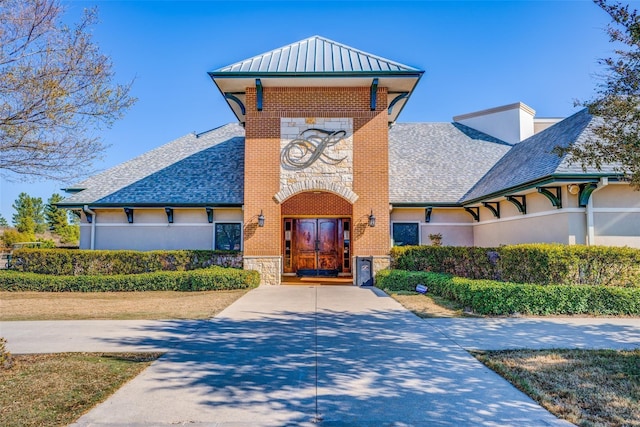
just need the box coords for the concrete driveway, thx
[2,285,638,426]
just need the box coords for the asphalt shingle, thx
[389,122,511,204]
[63,109,621,209]
[60,123,245,206]
[461,108,616,203]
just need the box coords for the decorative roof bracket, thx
[224,93,246,115]
[388,92,409,115]
[537,186,562,209]
[255,79,263,111]
[464,206,480,222]
[165,207,174,224]
[370,78,378,111]
[483,202,500,218]
[425,207,432,223]
[206,207,214,224]
[579,183,598,207]
[506,195,527,214]
[124,207,134,224]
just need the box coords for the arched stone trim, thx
[274,180,359,204]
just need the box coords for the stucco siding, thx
[473,211,586,247]
[79,228,92,249]
[78,208,243,251]
[594,184,640,208]
[390,208,474,246]
[593,212,640,248]
[421,224,474,246]
[94,225,213,251]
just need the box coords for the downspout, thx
[586,177,608,246]
[82,205,96,250]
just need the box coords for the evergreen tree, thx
[46,193,80,244]
[12,193,45,234]
[46,193,68,231]
[0,214,8,227]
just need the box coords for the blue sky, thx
[0,0,622,220]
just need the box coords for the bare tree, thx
[0,0,136,180]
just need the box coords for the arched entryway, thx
[281,191,352,277]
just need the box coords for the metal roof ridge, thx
[212,35,423,74]
[315,35,419,71]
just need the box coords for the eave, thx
[209,71,423,126]
[56,202,243,209]
[461,173,622,206]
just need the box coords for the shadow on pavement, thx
[81,304,573,426]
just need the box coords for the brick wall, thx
[281,192,352,216]
[244,86,389,258]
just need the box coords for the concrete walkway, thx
[2,286,638,426]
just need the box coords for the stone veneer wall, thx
[372,256,391,276]
[244,256,282,286]
[280,117,353,191]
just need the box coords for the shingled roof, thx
[389,123,511,205]
[461,108,618,203]
[59,123,245,207]
[62,109,621,210]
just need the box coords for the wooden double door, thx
[283,218,351,276]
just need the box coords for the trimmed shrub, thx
[10,249,243,275]
[390,245,499,280]
[0,266,259,292]
[498,244,640,287]
[391,244,640,287]
[376,269,640,316]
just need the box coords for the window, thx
[215,223,242,250]
[392,223,419,246]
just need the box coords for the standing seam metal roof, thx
[215,35,421,74]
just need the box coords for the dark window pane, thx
[215,223,242,250]
[393,223,419,246]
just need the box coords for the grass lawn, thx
[0,352,162,427]
[392,292,639,426]
[390,291,480,318]
[473,349,640,427]
[0,289,249,425]
[0,289,249,320]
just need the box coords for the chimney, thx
[453,102,535,144]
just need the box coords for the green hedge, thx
[499,244,640,287]
[376,269,640,316]
[390,244,640,287]
[0,266,259,292]
[10,249,243,275]
[390,245,499,279]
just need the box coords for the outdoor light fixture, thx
[368,209,376,227]
[567,184,580,195]
[257,210,265,227]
